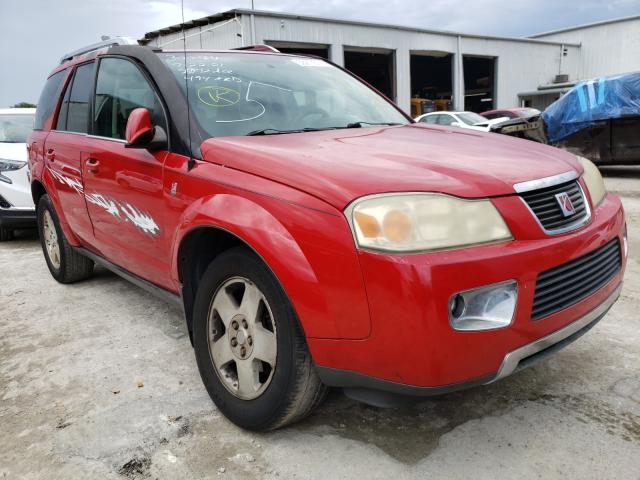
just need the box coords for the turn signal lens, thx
[383,210,412,243]
[354,211,381,238]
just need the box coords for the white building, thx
[141,10,639,114]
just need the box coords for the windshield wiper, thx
[345,121,403,128]
[246,127,338,136]
[246,122,402,136]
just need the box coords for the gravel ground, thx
[1,170,639,479]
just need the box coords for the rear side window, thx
[66,63,95,133]
[93,58,167,140]
[420,115,438,124]
[34,70,66,130]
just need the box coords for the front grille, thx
[0,193,11,209]
[520,180,588,232]
[531,239,621,320]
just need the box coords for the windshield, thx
[517,108,541,118]
[159,52,408,137]
[0,114,34,143]
[457,112,488,125]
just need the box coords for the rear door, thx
[82,56,171,287]
[44,62,96,244]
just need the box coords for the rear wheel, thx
[193,247,326,431]
[37,194,94,283]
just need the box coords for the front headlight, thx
[0,159,27,184]
[346,193,513,253]
[577,156,606,208]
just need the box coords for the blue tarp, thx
[542,71,640,143]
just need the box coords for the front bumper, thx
[317,282,620,402]
[308,191,626,391]
[0,208,37,229]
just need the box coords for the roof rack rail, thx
[232,44,280,53]
[59,36,138,64]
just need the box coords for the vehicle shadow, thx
[295,340,631,465]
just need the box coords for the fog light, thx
[448,280,517,331]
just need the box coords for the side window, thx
[66,63,95,133]
[56,63,95,133]
[438,115,455,126]
[55,75,72,130]
[34,70,66,130]
[94,58,167,140]
[420,115,438,124]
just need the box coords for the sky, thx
[0,0,638,107]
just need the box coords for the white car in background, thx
[415,111,509,132]
[0,108,36,241]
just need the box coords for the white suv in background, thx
[415,111,509,132]
[0,108,36,241]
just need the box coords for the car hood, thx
[200,124,581,210]
[0,142,28,161]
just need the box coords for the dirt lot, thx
[2,170,639,480]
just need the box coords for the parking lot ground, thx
[2,170,640,480]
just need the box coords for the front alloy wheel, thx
[193,247,327,431]
[208,277,277,400]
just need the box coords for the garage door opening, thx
[266,42,330,59]
[344,49,395,100]
[410,51,453,117]
[463,56,496,112]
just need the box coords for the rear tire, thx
[0,228,14,242]
[193,247,327,431]
[37,194,94,283]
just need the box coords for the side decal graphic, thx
[49,169,160,235]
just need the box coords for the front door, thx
[83,56,172,288]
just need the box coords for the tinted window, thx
[420,115,438,124]
[66,63,95,133]
[34,70,66,130]
[94,58,166,140]
[437,115,455,126]
[55,77,72,130]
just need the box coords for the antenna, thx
[181,0,195,171]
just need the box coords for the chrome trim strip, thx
[513,170,578,193]
[519,181,592,236]
[490,282,622,383]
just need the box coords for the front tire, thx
[193,247,326,431]
[37,194,94,283]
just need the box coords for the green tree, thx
[12,102,36,108]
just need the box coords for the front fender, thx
[171,193,371,339]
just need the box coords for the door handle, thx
[46,149,56,162]
[86,157,100,173]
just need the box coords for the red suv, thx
[29,42,627,430]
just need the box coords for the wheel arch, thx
[31,179,47,205]
[172,192,370,343]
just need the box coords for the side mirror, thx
[125,108,168,151]
[450,122,460,127]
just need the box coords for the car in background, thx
[481,108,541,120]
[0,108,36,241]
[415,111,508,132]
